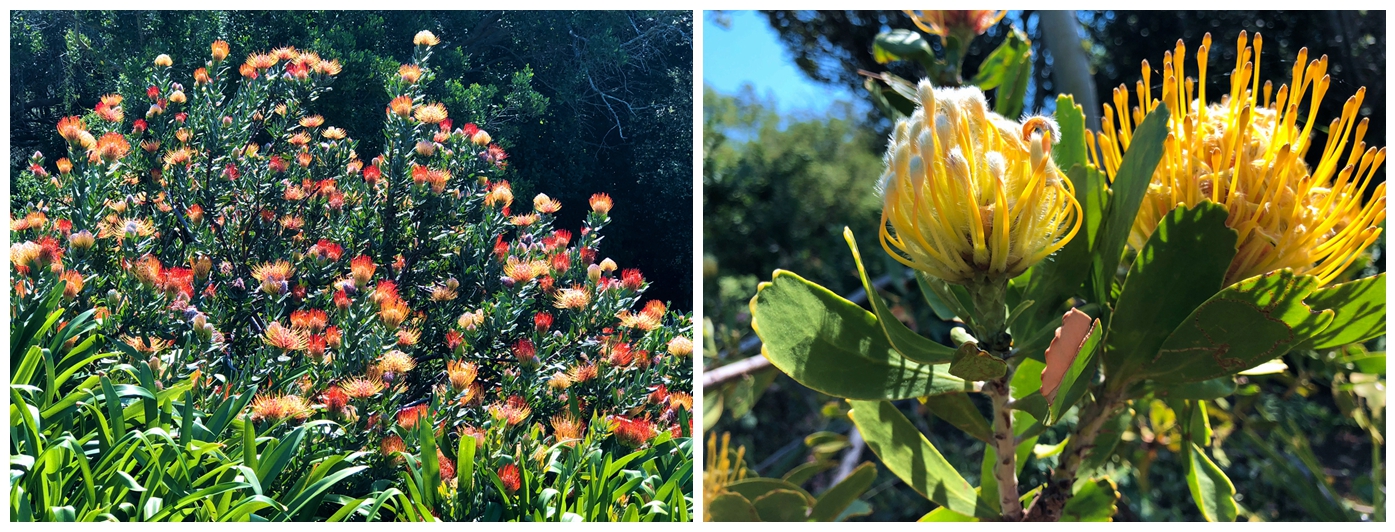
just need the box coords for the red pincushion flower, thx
[320,386,348,412]
[498,463,521,494]
[534,312,553,333]
[611,416,654,448]
[514,339,537,364]
[621,269,644,291]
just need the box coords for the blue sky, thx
[703,10,856,113]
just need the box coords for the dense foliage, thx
[10,31,693,522]
[10,10,694,309]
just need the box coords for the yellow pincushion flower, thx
[878,81,1082,285]
[1092,32,1386,287]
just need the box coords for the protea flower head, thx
[1093,32,1386,286]
[878,81,1081,285]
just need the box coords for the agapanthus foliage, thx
[10,32,692,522]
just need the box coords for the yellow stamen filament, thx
[1092,31,1386,286]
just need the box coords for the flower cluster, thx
[11,31,692,520]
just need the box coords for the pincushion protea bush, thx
[10,31,693,522]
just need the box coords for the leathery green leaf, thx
[1091,102,1171,306]
[1060,477,1120,521]
[920,394,992,443]
[808,462,876,522]
[1186,442,1237,522]
[846,228,955,364]
[1298,272,1385,350]
[1106,203,1237,381]
[1152,270,1332,384]
[848,400,996,518]
[751,270,970,400]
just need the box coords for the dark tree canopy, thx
[10,10,694,309]
[760,10,1385,189]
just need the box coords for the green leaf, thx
[948,343,1006,381]
[1106,203,1237,381]
[724,478,815,506]
[752,489,810,522]
[1152,271,1333,383]
[751,270,970,400]
[1051,95,1090,172]
[920,394,993,443]
[1060,477,1120,521]
[1299,273,1385,350]
[991,38,1033,119]
[782,460,835,487]
[918,506,978,522]
[808,462,876,521]
[873,30,934,65]
[1158,377,1237,400]
[706,492,760,522]
[418,408,440,508]
[1186,442,1237,522]
[970,26,1031,90]
[848,400,996,518]
[846,228,956,364]
[1091,103,1171,307]
[1080,408,1133,475]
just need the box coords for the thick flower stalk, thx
[1092,31,1386,286]
[878,81,1082,287]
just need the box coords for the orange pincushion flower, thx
[669,392,694,411]
[547,372,572,390]
[567,363,598,384]
[56,158,73,174]
[57,116,87,143]
[589,193,613,215]
[396,328,421,347]
[289,309,328,332]
[251,260,295,295]
[489,396,532,427]
[437,449,456,480]
[510,213,540,226]
[249,393,313,423]
[60,270,85,299]
[413,30,440,47]
[378,298,411,329]
[446,360,479,391]
[263,321,308,351]
[247,53,277,70]
[551,415,585,445]
[396,404,428,430]
[618,310,662,332]
[414,103,448,124]
[377,350,417,374]
[504,257,548,283]
[351,255,376,287]
[340,376,385,399]
[485,182,514,208]
[322,127,346,140]
[388,95,414,117]
[154,54,173,67]
[211,40,230,62]
[381,435,407,457]
[533,193,561,214]
[92,133,131,163]
[398,64,423,84]
[121,335,172,354]
[553,286,591,310]
[299,115,325,128]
